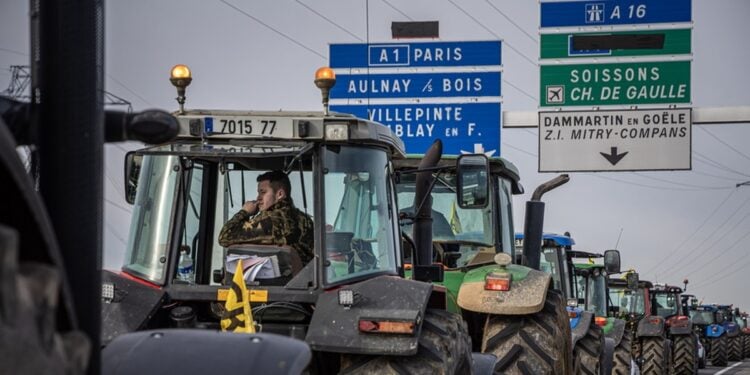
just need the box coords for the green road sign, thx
[540,61,691,107]
[540,29,692,60]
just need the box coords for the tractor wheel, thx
[728,335,742,361]
[573,323,603,375]
[481,289,572,374]
[640,337,669,375]
[744,335,750,359]
[709,336,727,367]
[339,309,471,374]
[612,329,633,375]
[673,335,696,375]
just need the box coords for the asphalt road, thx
[699,360,750,375]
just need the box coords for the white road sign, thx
[539,108,691,172]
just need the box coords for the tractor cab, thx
[650,284,691,329]
[608,277,653,322]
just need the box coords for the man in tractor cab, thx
[219,170,314,270]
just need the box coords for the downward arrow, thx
[600,147,628,166]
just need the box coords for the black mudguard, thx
[103,329,311,375]
[572,311,594,348]
[101,270,167,345]
[605,318,626,347]
[306,275,431,356]
[601,337,616,375]
[637,315,665,337]
[669,321,693,336]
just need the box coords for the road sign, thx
[540,60,690,107]
[330,41,502,68]
[330,40,502,156]
[330,102,501,156]
[329,71,501,99]
[541,0,692,28]
[538,108,691,172]
[540,29,691,59]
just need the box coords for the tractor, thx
[393,156,574,373]
[649,284,698,374]
[515,232,625,374]
[737,311,750,358]
[570,252,633,375]
[688,304,728,367]
[609,275,679,374]
[716,305,743,362]
[680,294,706,369]
[98,65,502,373]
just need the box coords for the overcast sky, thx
[2,0,749,309]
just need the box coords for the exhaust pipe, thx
[522,174,569,270]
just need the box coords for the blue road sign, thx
[330,41,502,68]
[329,72,501,99]
[541,0,691,28]
[330,102,501,156]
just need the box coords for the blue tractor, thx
[716,305,743,361]
[689,304,729,366]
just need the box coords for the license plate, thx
[204,116,294,138]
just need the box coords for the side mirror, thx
[603,249,621,274]
[124,152,143,204]
[456,154,489,209]
[626,272,639,290]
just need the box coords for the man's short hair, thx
[257,170,291,196]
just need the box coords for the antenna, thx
[614,227,624,249]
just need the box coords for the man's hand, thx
[242,200,259,216]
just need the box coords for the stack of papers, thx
[226,254,281,281]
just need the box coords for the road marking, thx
[715,362,743,375]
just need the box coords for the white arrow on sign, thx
[461,143,496,157]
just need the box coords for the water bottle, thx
[177,248,194,283]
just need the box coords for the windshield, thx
[609,286,646,317]
[689,310,715,325]
[397,170,503,268]
[653,292,679,318]
[588,272,608,317]
[541,248,568,296]
[124,155,179,283]
[324,146,398,284]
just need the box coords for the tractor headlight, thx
[325,124,348,140]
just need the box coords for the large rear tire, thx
[339,309,471,374]
[744,334,750,359]
[573,324,603,375]
[728,335,742,361]
[710,336,727,367]
[641,337,668,375]
[612,329,633,375]
[673,335,696,375]
[481,289,572,374]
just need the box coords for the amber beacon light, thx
[314,67,336,115]
[170,64,193,114]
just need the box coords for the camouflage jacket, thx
[218,197,314,264]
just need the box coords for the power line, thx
[380,0,413,21]
[483,0,538,43]
[643,188,737,275]
[105,221,128,246]
[690,169,744,182]
[694,151,750,178]
[445,0,537,67]
[0,47,27,57]
[295,0,364,41]
[218,0,326,60]
[691,250,750,292]
[503,78,537,103]
[106,74,153,107]
[657,192,750,277]
[632,172,732,190]
[697,126,750,162]
[676,211,750,278]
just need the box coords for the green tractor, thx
[571,254,633,375]
[100,65,512,373]
[394,156,573,373]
